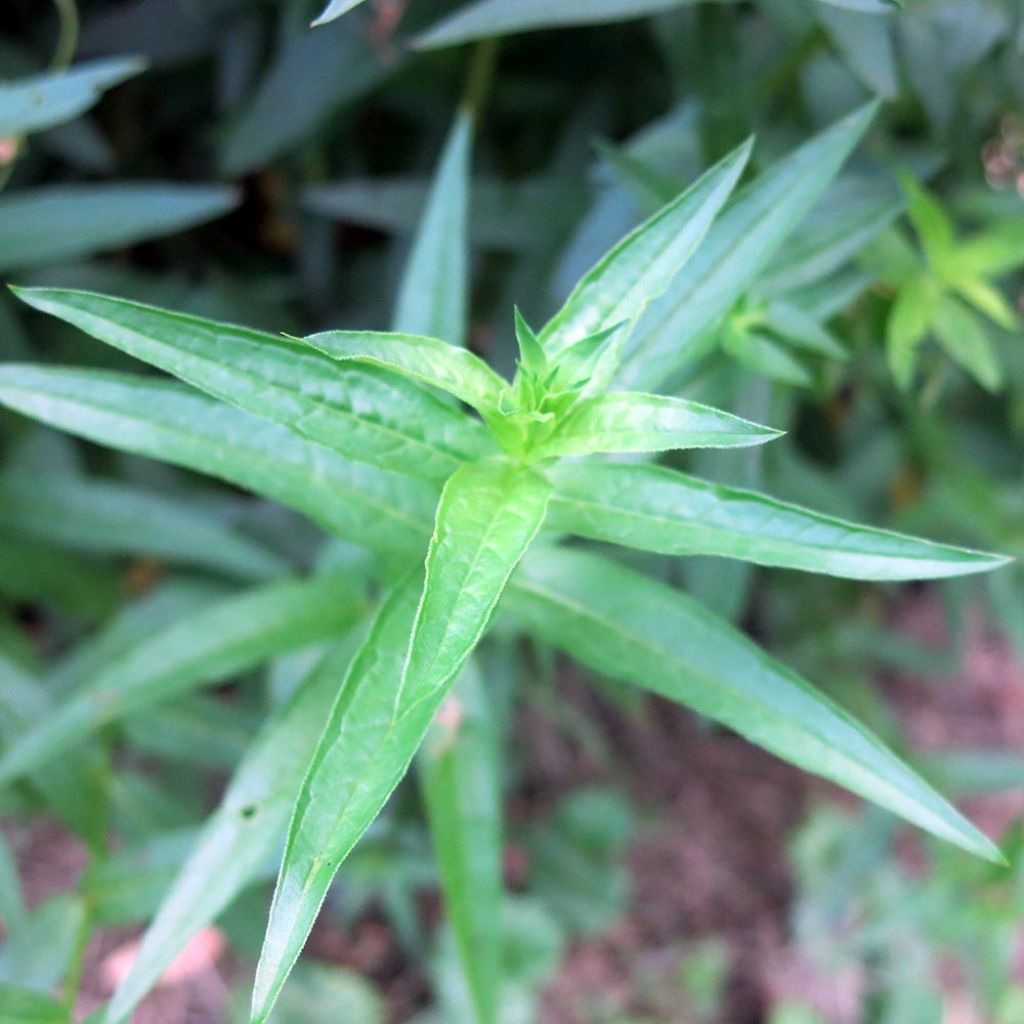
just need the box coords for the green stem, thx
[462,37,499,124]
[51,0,80,71]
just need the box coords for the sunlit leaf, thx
[507,548,1002,862]
[547,462,1011,579]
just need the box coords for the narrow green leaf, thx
[221,13,390,176]
[506,548,1002,862]
[122,695,254,771]
[546,462,1012,579]
[303,175,559,253]
[0,574,362,786]
[723,326,813,387]
[931,294,1003,391]
[0,652,110,850]
[0,366,437,556]
[816,6,899,98]
[253,460,550,1022]
[753,184,902,297]
[762,302,848,359]
[420,662,503,1024]
[312,0,371,26]
[417,0,691,48]
[0,58,144,137]
[0,186,237,272]
[535,392,781,457]
[618,102,878,390]
[13,288,488,483]
[903,174,955,263]
[886,275,937,389]
[0,985,69,1024]
[952,277,1018,331]
[105,642,357,1024]
[398,459,553,712]
[0,473,287,580]
[540,138,752,356]
[393,112,473,346]
[301,330,507,412]
[250,578,425,1024]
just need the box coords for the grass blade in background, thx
[420,661,503,1024]
[105,642,359,1024]
[0,575,362,785]
[0,186,237,272]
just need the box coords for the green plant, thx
[0,72,1015,1024]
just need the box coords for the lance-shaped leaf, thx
[546,462,1011,579]
[250,578,424,1024]
[13,289,488,483]
[0,366,437,556]
[0,58,144,137]
[539,137,752,356]
[506,548,1001,862]
[420,662,503,1024]
[0,473,287,581]
[417,0,690,48]
[618,102,878,390]
[0,574,362,786]
[393,111,473,345]
[105,642,357,1024]
[312,0,371,26]
[0,185,237,272]
[301,330,507,413]
[534,392,781,458]
[252,461,550,1023]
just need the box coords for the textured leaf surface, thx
[302,330,507,412]
[14,289,488,483]
[0,575,362,785]
[0,473,286,580]
[539,138,752,355]
[536,392,781,457]
[0,366,437,556]
[0,58,143,137]
[547,462,1011,579]
[618,103,878,389]
[0,185,236,272]
[506,548,1001,861]
[253,461,550,1022]
[105,643,357,1023]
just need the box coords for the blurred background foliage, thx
[0,0,1023,1021]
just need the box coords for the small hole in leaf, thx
[240,805,257,819]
